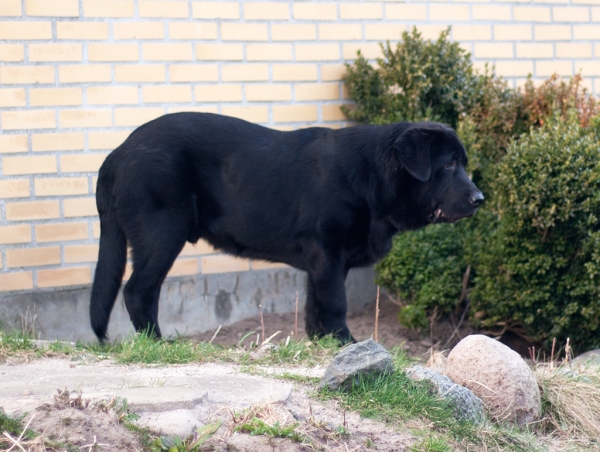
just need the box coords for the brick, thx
[343,43,381,60]
[472,5,511,20]
[296,44,339,62]
[495,61,534,77]
[6,200,59,221]
[7,246,60,268]
[322,104,347,122]
[115,65,165,82]
[29,43,82,62]
[430,4,470,21]
[273,64,317,81]
[38,267,92,288]
[32,132,84,152]
[89,131,129,150]
[221,106,268,123]
[92,221,100,238]
[593,6,600,21]
[385,4,427,20]
[0,66,54,84]
[114,22,165,40]
[295,83,339,101]
[0,272,33,292]
[516,43,554,58]
[170,64,219,82]
[514,7,551,22]
[0,21,52,39]
[453,25,492,41]
[0,135,28,154]
[167,258,199,277]
[0,179,29,199]
[196,44,243,61]
[535,25,571,41]
[574,25,600,39]
[60,153,107,172]
[139,0,188,18]
[273,105,318,123]
[64,197,98,217]
[340,3,382,20]
[64,245,99,262]
[0,88,26,107]
[221,23,268,41]
[244,2,289,20]
[0,225,31,244]
[554,6,589,21]
[365,24,406,41]
[35,177,88,196]
[576,61,600,76]
[536,61,573,77]
[30,88,82,107]
[2,110,56,131]
[272,24,316,41]
[36,222,88,243]
[0,44,24,62]
[201,255,250,274]
[246,84,292,101]
[293,3,336,20]
[114,107,164,126]
[321,64,346,81]
[222,64,269,82]
[59,65,111,83]
[60,110,111,128]
[168,23,217,40]
[251,260,288,270]
[319,24,362,41]
[556,43,592,58]
[26,0,78,16]
[474,43,514,59]
[89,43,138,62]
[195,85,243,102]
[83,0,134,17]
[2,155,57,176]
[415,25,449,41]
[192,1,239,19]
[87,86,138,105]
[57,22,109,40]
[142,85,192,103]
[0,0,21,16]
[247,44,292,61]
[143,43,193,61]
[180,240,216,256]
[494,25,533,41]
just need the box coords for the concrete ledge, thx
[0,267,376,342]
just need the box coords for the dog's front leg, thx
[305,256,355,344]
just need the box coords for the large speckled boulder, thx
[318,339,393,391]
[446,334,541,426]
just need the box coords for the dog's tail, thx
[90,163,127,342]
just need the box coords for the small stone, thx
[572,349,600,367]
[318,339,393,391]
[446,334,541,426]
[405,365,485,424]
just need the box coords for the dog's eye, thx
[445,161,455,170]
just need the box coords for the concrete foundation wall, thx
[0,266,377,342]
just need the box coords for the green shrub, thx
[472,114,600,350]
[343,27,480,128]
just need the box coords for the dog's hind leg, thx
[304,277,325,339]
[123,210,189,338]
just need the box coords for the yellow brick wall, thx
[1,0,599,292]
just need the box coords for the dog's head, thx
[394,122,483,225]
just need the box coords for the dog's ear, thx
[394,128,434,182]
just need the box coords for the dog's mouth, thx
[428,207,468,224]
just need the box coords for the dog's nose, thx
[469,191,484,207]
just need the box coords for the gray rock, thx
[572,349,600,367]
[405,365,485,424]
[318,339,393,391]
[446,334,541,426]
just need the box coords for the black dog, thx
[90,112,483,343]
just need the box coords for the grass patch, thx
[320,349,542,452]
